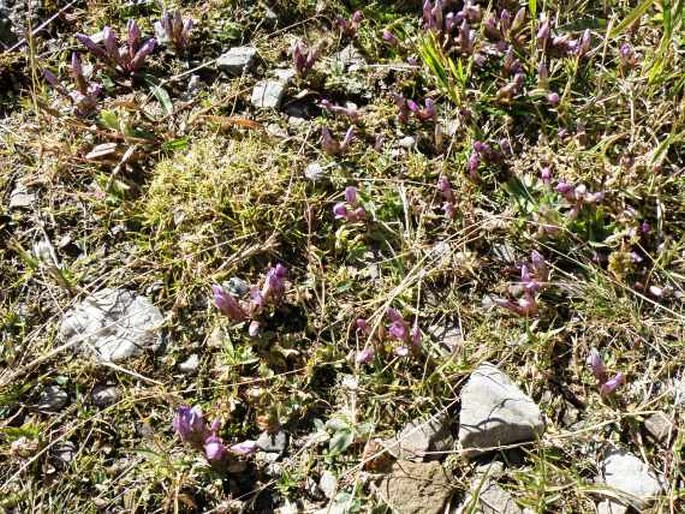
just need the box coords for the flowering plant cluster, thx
[321,126,355,156]
[355,308,421,364]
[394,93,436,124]
[172,406,257,470]
[494,251,549,317]
[336,10,363,38]
[587,349,625,397]
[437,176,455,219]
[44,53,103,116]
[212,264,288,337]
[154,10,193,52]
[554,181,604,219]
[333,186,366,223]
[292,40,318,76]
[76,20,156,74]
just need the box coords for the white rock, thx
[59,288,164,362]
[393,416,454,462]
[595,499,627,514]
[458,481,522,514]
[599,449,663,509]
[9,183,36,208]
[251,79,288,109]
[319,470,337,499]
[178,353,199,374]
[458,362,545,457]
[217,46,258,76]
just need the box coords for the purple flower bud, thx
[511,7,526,31]
[619,43,636,69]
[467,152,480,178]
[341,126,355,150]
[600,372,625,396]
[355,346,374,364]
[229,439,258,455]
[102,26,118,59]
[387,308,403,323]
[344,186,359,206]
[76,33,107,58]
[546,91,560,106]
[43,69,59,87]
[578,29,591,57]
[640,221,651,234]
[203,434,228,465]
[437,176,454,202]
[410,321,421,347]
[483,15,501,41]
[389,320,408,342]
[406,99,419,112]
[262,264,287,303]
[173,406,207,446]
[129,38,156,72]
[499,138,512,154]
[321,126,339,155]
[382,29,398,45]
[212,284,247,321]
[540,166,552,183]
[536,19,551,45]
[457,18,474,54]
[555,181,573,195]
[127,19,141,52]
[443,201,456,219]
[587,348,608,384]
[333,202,349,219]
[499,9,511,33]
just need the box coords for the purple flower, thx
[536,19,551,47]
[437,176,454,202]
[321,126,355,155]
[587,348,608,384]
[229,439,258,456]
[389,320,408,342]
[173,406,208,446]
[356,318,371,334]
[457,19,474,54]
[130,38,157,71]
[410,321,421,348]
[338,10,363,37]
[203,434,228,466]
[75,33,107,59]
[319,99,359,121]
[382,29,398,46]
[600,372,625,397]
[467,152,480,178]
[394,345,409,357]
[578,29,591,57]
[212,284,247,321]
[155,9,193,51]
[355,346,375,364]
[619,43,636,69]
[555,181,573,196]
[248,320,261,338]
[292,40,317,76]
[494,295,537,317]
[483,15,501,41]
[77,24,156,74]
[344,186,359,206]
[546,91,560,106]
[540,166,552,183]
[261,264,287,303]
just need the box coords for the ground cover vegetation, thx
[1,0,684,512]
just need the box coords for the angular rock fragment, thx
[458,362,545,457]
[217,46,258,75]
[598,449,663,510]
[376,460,452,514]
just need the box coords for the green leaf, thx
[99,109,120,131]
[328,429,354,456]
[529,0,537,17]
[162,137,189,151]
[610,0,655,37]
[150,85,174,116]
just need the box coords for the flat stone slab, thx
[458,362,545,457]
[376,461,452,514]
[251,79,287,109]
[59,288,164,362]
[598,449,663,509]
[217,46,258,76]
[393,416,454,462]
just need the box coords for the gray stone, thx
[376,460,452,514]
[393,416,454,462]
[225,277,250,297]
[460,481,522,514]
[644,411,672,444]
[53,441,77,464]
[318,470,337,499]
[217,46,258,76]
[92,385,120,407]
[251,80,288,109]
[334,44,365,71]
[595,500,627,514]
[38,385,68,411]
[458,362,545,457]
[59,288,165,362]
[9,183,36,208]
[397,136,416,149]
[304,162,326,181]
[256,430,288,455]
[178,353,199,374]
[598,449,663,509]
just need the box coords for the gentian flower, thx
[587,348,608,384]
[203,433,228,466]
[619,43,637,69]
[319,99,359,121]
[600,372,625,397]
[356,318,371,335]
[212,284,247,321]
[154,9,193,51]
[337,10,363,37]
[229,439,258,456]
[467,152,480,178]
[76,22,156,74]
[261,264,287,303]
[292,40,317,76]
[355,346,375,364]
[173,405,208,447]
[382,29,398,46]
